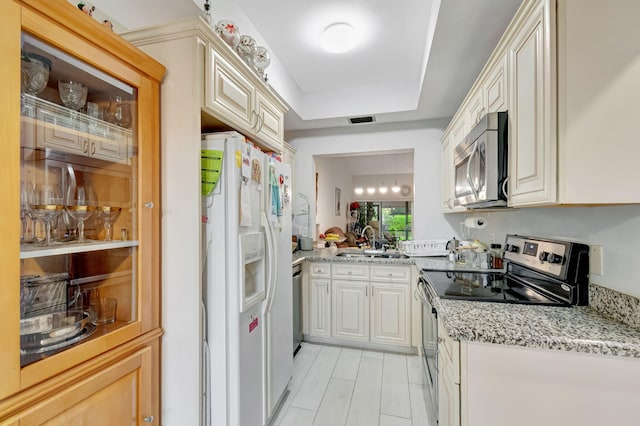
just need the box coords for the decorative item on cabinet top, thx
[212,18,272,82]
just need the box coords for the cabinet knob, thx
[144,202,154,208]
[143,416,154,423]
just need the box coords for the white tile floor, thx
[270,343,436,426]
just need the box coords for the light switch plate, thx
[590,245,604,275]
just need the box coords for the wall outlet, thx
[589,245,604,275]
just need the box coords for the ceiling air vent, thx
[348,115,376,124]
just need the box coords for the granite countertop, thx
[434,298,640,358]
[291,248,640,357]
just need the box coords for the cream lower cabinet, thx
[309,263,332,338]
[369,265,411,346]
[438,319,461,426]
[333,280,369,341]
[329,263,412,348]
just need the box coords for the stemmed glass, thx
[65,181,97,243]
[97,207,121,241]
[29,184,63,246]
[106,96,131,129]
[20,181,34,242]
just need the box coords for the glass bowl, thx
[235,35,256,66]
[252,46,271,78]
[58,80,88,111]
[21,53,51,95]
[215,20,240,49]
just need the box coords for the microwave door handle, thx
[466,141,479,200]
[501,176,509,199]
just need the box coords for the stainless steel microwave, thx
[453,111,508,208]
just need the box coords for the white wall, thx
[445,206,640,298]
[291,120,640,299]
[315,157,352,234]
[289,119,456,242]
[352,173,413,202]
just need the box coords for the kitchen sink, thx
[335,251,409,259]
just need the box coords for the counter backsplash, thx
[589,284,640,330]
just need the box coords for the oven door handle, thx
[466,140,479,201]
[415,278,431,306]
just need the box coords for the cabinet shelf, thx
[20,240,139,259]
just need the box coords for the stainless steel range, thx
[415,234,590,421]
[423,234,590,305]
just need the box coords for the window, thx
[349,201,412,247]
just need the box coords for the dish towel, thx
[270,165,281,217]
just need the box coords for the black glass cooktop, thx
[421,270,570,306]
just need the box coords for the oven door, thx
[416,277,438,417]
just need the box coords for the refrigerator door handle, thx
[261,212,278,313]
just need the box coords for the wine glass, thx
[97,206,122,241]
[30,184,63,246]
[20,181,34,242]
[106,96,132,129]
[65,181,97,243]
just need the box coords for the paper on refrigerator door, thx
[240,182,252,226]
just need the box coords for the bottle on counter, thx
[491,243,503,269]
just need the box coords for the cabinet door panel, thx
[256,93,284,150]
[370,284,410,346]
[310,279,331,337]
[206,49,254,128]
[371,265,411,283]
[508,2,556,206]
[332,281,368,341]
[332,263,369,281]
[17,346,154,425]
[485,53,508,113]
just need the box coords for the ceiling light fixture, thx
[391,181,401,193]
[321,23,359,53]
[379,182,388,194]
[366,187,376,194]
[354,187,364,195]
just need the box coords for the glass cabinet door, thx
[19,31,139,367]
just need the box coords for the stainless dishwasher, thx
[292,263,303,355]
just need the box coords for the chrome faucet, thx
[361,225,376,249]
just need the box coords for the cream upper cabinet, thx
[205,48,255,130]
[255,91,285,150]
[441,117,467,213]
[445,0,640,207]
[556,0,640,203]
[484,52,508,114]
[204,44,286,152]
[466,89,485,129]
[507,0,557,206]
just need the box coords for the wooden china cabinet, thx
[0,0,164,424]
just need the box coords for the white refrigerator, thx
[201,131,292,426]
[262,155,293,424]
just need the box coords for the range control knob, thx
[508,244,519,253]
[547,253,564,264]
[539,251,550,262]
